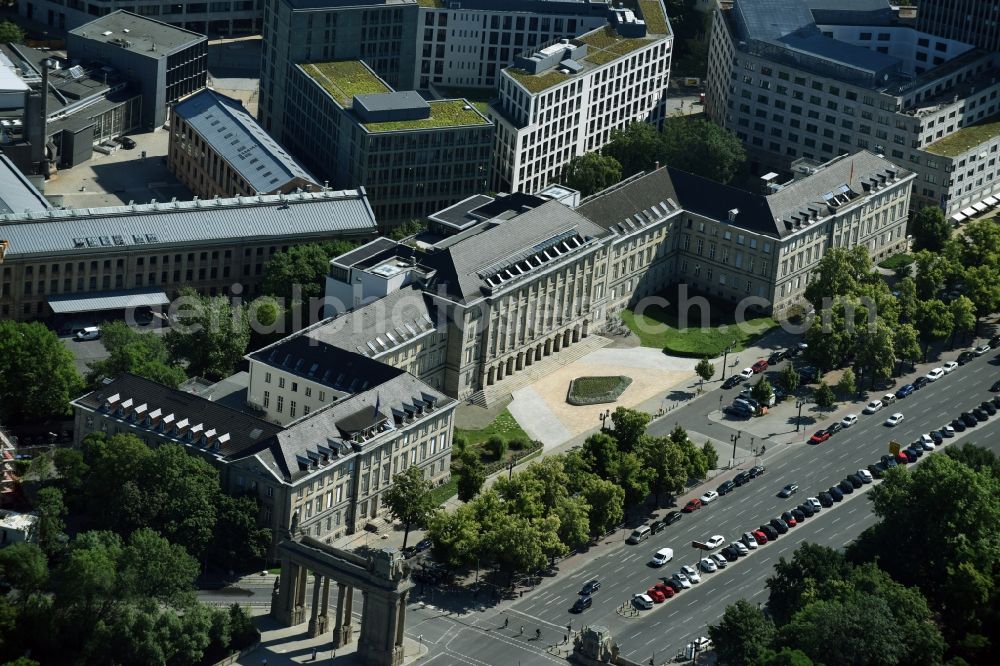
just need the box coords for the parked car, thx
[682,499,702,513]
[882,393,897,406]
[798,366,819,382]
[863,399,884,414]
[739,367,755,380]
[961,412,978,428]
[680,565,701,583]
[633,594,655,610]
[768,350,786,365]
[769,518,789,534]
[868,463,886,479]
[704,535,725,549]
[646,586,667,603]
[720,545,740,561]
[663,511,682,525]
[752,359,769,373]
[974,344,991,356]
[957,351,976,365]
[797,502,815,518]
[808,429,831,444]
[699,557,718,573]
[914,376,931,389]
[981,401,997,416]
[941,425,956,438]
[990,334,1000,347]
[722,375,744,389]
[729,541,749,556]
[751,529,769,544]
[806,497,822,511]
[885,412,904,427]
[759,525,779,541]
[711,553,729,569]
[724,404,753,418]
[649,520,666,535]
[838,480,855,494]
[951,418,967,432]
[717,480,736,496]
[942,361,959,374]
[990,380,1000,392]
[780,511,797,527]
[120,136,136,150]
[75,326,101,341]
[972,407,989,421]
[741,532,760,548]
[749,465,766,478]
[571,595,593,612]
[700,490,720,504]
[817,492,834,507]
[930,430,944,444]
[895,384,915,399]
[828,486,845,502]
[652,582,675,599]
[846,473,864,488]
[992,395,1000,409]
[790,508,806,523]
[841,414,858,427]
[857,469,873,483]
[826,421,844,435]
[925,367,945,382]
[778,483,799,498]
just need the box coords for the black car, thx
[981,401,997,416]
[717,480,736,495]
[846,474,864,489]
[868,463,886,479]
[791,508,806,522]
[581,579,601,595]
[733,471,752,486]
[723,375,744,390]
[826,421,845,435]
[991,395,1000,409]
[414,538,433,553]
[119,136,136,150]
[749,465,766,478]
[760,524,780,540]
[989,335,1000,348]
[909,444,925,458]
[770,517,789,534]
[721,545,741,561]
[797,366,819,382]
[797,502,815,517]
[768,350,786,365]
[663,511,682,525]
[961,412,978,428]
[828,486,845,502]
[930,430,944,444]
[913,376,931,389]
[838,480,855,494]
[724,404,753,418]
[571,595,593,613]
[958,351,976,365]
[781,510,798,526]
[817,492,834,507]
[649,520,666,534]
[663,578,683,593]
[992,380,1000,392]
[951,418,967,432]
[901,448,917,463]
[972,407,989,422]
[882,455,899,469]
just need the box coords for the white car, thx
[741,532,759,549]
[920,434,937,450]
[730,541,749,556]
[943,361,959,374]
[710,553,729,569]
[926,368,945,382]
[885,412,904,427]
[841,414,858,427]
[705,535,725,549]
[806,497,822,511]
[857,469,874,483]
[739,367,755,380]
[974,344,991,356]
[680,564,702,583]
[863,400,883,414]
[75,326,101,341]
[699,557,718,573]
[797,342,809,350]
[942,425,956,437]
[671,573,692,589]
[633,593,655,610]
[700,490,720,504]
[650,548,674,567]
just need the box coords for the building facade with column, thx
[71,369,457,557]
[916,0,1000,53]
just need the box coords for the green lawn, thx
[621,304,778,357]
[878,253,914,270]
[429,477,459,506]
[455,408,529,447]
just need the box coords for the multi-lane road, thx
[403,349,1000,665]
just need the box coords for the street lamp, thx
[720,339,737,380]
[508,456,517,480]
[730,432,742,467]
[599,409,611,431]
[795,399,808,432]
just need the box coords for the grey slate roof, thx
[72,373,282,459]
[259,372,453,482]
[0,154,52,215]
[0,189,377,258]
[306,286,438,358]
[330,237,405,269]
[172,89,318,195]
[422,200,608,302]
[48,288,169,314]
[69,10,205,56]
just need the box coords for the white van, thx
[649,547,674,567]
[626,525,651,544]
[75,326,101,341]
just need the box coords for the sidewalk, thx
[240,616,427,665]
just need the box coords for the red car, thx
[781,511,798,527]
[647,586,667,603]
[808,429,831,444]
[751,530,768,544]
[896,451,910,464]
[682,498,702,512]
[752,359,769,373]
[652,582,675,599]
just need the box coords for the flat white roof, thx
[0,64,29,93]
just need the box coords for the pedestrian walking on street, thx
[520,626,524,636]
[504,617,509,629]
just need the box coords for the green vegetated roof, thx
[363,100,490,132]
[636,0,670,35]
[301,61,390,107]
[507,68,571,94]
[924,113,1000,157]
[416,0,443,6]
[577,26,654,65]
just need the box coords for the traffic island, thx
[567,375,633,406]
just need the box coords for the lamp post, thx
[796,399,808,432]
[718,394,723,412]
[508,457,517,480]
[599,409,611,431]
[720,339,737,380]
[730,432,742,468]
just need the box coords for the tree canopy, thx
[561,152,622,196]
[0,320,83,423]
[85,321,186,388]
[382,466,437,550]
[164,288,250,379]
[262,240,357,301]
[910,206,951,252]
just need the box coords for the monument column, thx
[307,571,323,636]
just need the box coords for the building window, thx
[277,395,284,413]
[278,377,285,388]
[265,372,272,383]
[263,391,270,409]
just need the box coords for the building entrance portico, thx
[271,525,413,666]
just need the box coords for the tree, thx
[695,356,715,389]
[456,451,487,502]
[0,543,49,599]
[561,152,622,196]
[777,365,800,394]
[262,240,357,301]
[117,528,199,608]
[766,543,856,624]
[581,477,624,537]
[35,487,67,555]
[660,117,746,184]
[812,382,835,408]
[609,407,650,453]
[751,377,773,406]
[382,466,437,550]
[164,288,250,379]
[949,295,977,347]
[603,122,665,177]
[944,442,1000,476]
[638,436,687,506]
[895,276,918,322]
[612,451,651,510]
[671,425,709,481]
[836,367,856,398]
[913,250,960,300]
[803,247,875,309]
[708,599,776,666]
[855,319,896,387]
[914,299,954,361]
[893,322,921,372]
[427,504,481,569]
[755,649,814,666]
[208,494,272,571]
[485,435,507,460]
[962,265,1000,335]
[582,432,620,479]
[85,321,186,388]
[0,321,83,423]
[388,219,427,240]
[0,21,25,44]
[702,441,719,470]
[910,206,951,252]
[956,218,1000,267]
